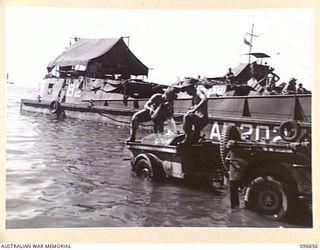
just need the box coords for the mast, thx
[246,24,258,63]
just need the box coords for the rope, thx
[97,111,183,127]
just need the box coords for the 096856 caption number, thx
[300,244,318,248]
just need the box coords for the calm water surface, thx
[6,85,312,228]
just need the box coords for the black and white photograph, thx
[5,4,313,233]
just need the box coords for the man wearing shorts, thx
[181,82,208,144]
[127,87,177,142]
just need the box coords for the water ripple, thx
[6,85,312,228]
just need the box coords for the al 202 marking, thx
[209,121,280,141]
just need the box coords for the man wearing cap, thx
[282,78,297,95]
[127,87,178,142]
[177,78,208,144]
[297,83,308,94]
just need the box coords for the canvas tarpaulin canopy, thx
[225,63,270,84]
[245,52,270,59]
[47,38,149,76]
[104,79,166,99]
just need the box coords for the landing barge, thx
[20,37,166,129]
[20,36,311,141]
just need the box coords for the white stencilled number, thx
[272,126,282,142]
[74,83,81,97]
[255,125,270,141]
[240,124,253,138]
[209,122,274,141]
[66,83,82,97]
[66,83,75,97]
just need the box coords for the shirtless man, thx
[181,83,208,144]
[127,87,177,142]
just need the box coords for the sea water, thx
[5,85,312,228]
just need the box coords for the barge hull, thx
[21,94,311,142]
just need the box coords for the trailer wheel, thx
[49,100,61,114]
[244,176,294,220]
[134,158,154,180]
[220,125,241,171]
[279,120,300,142]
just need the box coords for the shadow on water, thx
[6,85,313,228]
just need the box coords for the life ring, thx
[49,100,61,114]
[279,120,300,142]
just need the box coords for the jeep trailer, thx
[126,133,225,185]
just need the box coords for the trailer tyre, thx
[49,100,61,114]
[134,158,154,180]
[279,120,300,142]
[244,176,294,220]
[220,125,241,171]
[133,155,165,181]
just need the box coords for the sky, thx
[5,7,314,90]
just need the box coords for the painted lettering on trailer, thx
[209,121,280,141]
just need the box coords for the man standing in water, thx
[127,87,178,142]
[178,79,208,144]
